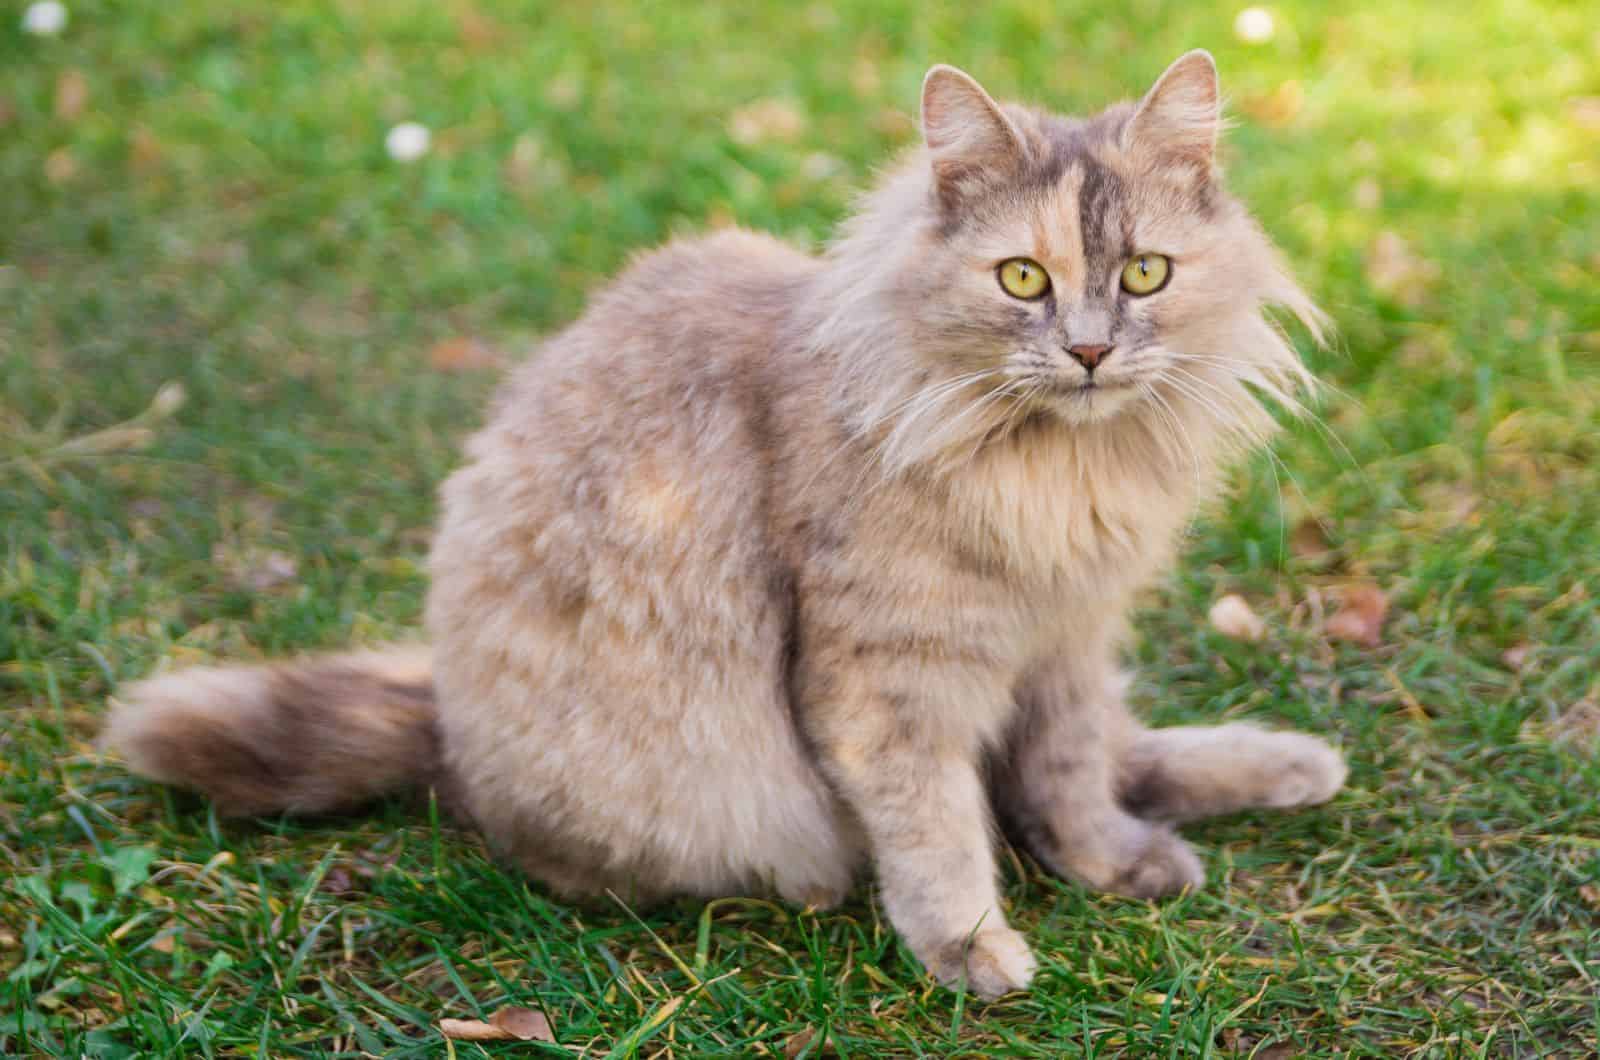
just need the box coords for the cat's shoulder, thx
[604,227,820,306]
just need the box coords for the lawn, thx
[3,0,1598,1055]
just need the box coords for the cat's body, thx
[106,54,1347,997]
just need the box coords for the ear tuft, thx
[1125,50,1221,172]
[920,65,1025,207]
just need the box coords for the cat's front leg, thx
[797,658,1035,998]
[993,657,1205,899]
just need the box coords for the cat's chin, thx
[1043,382,1145,426]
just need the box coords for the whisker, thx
[1142,383,1204,497]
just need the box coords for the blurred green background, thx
[3,1,1597,1056]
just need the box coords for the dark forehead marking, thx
[1017,104,1132,187]
[1008,107,1137,284]
[1076,156,1132,283]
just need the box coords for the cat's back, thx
[432,228,821,632]
[527,226,817,396]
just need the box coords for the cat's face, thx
[884,53,1315,430]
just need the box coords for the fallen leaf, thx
[44,147,78,184]
[1580,883,1600,908]
[872,107,916,140]
[728,98,806,145]
[1239,80,1303,127]
[319,867,356,894]
[1548,699,1600,748]
[1500,642,1533,672]
[1569,96,1600,133]
[439,1005,553,1042]
[428,336,502,372]
[1209,594,1267,642]
[55,69,89,121]
[1289,517,1336,566]
[545,72,583,109]
[491,1006,554,1041]
[850,55,881,97]
[1325,584,1389,647]
[785,1027,819,1058]
[1365,231,1439,305]
[456,5,502,52]
[214,546,298,592]
[130,125,163,171]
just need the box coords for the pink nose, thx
[1068,343,1113,369]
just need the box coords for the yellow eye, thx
[997,258,1051,300]
[1120,253,1171,296]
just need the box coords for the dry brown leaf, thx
[55,70,89,122]
[455,6,502,52]
[214,546,298,592]
[728,98,806,145]
[1579,883,1600,908]
[1290,517,1337,567]
[44,147,78,184]
[1500,642,1533,672]
[785,1027,818,1058]
[1569,96,1600,133]
[1239,80,1304,127]
[1209,594,1267,642]
[320,866,356,894]
[1549,699,1600,748]
[130,126,164,172]
[491,1006,554,1041]
[439,1005,553,1043]
[1365,231,1439,305]
[1325,584,1389,648]
[428,336,502,373]
[872,107,916,140]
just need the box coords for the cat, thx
[104,51,1347,998]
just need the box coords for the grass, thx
[3,0,1598,1055]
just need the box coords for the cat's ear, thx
[921,65,1025,208]
[1124,50,1221,174]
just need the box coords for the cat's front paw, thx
[921,925,1036,998]
[1256,733,1348,810]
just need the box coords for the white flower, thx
[385,122,431,163]
[1233,7,1275,44]
[22,1,69,36]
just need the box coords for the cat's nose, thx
[1067,343,1114,370]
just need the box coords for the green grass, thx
[4,0,1598,1055]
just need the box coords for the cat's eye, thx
[1120,254,1171,296]
[997,258,1051,300]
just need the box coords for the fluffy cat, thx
[104,52,1347,998]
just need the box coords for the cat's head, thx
[824,53,1323,472]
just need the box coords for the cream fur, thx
[104,54,1348,999]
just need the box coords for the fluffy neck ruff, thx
[793,154,1322,578]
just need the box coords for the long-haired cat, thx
[105,52,1347,997]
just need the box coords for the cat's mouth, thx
[1035,376,1146,424]
[1044,377,1138,396]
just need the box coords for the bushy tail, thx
[102,646,439,816]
